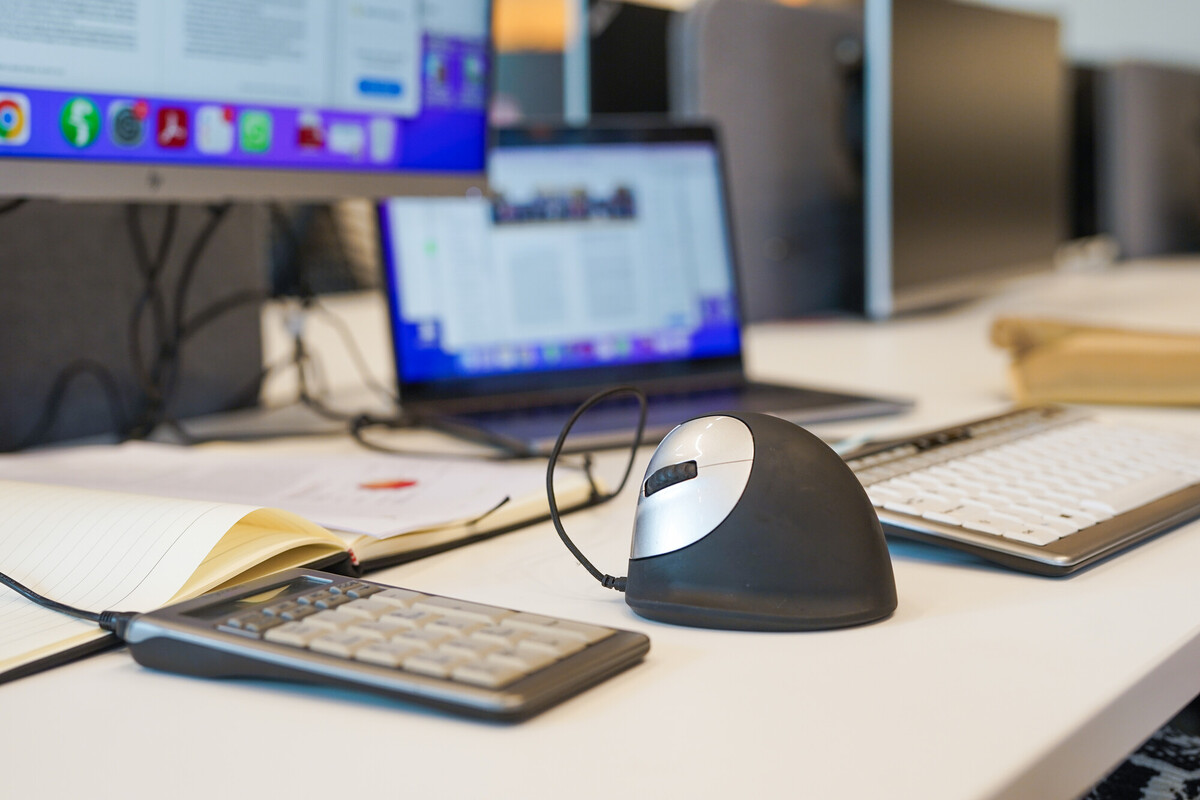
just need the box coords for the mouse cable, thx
[546,386,648,593]
[0,569,137,640]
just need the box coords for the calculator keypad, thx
[226,579,615,689]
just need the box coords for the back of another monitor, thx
[870,0,1066,318]
[1097,62,1200,259]
[670,0,865,321]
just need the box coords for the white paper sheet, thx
[0,442,564,538]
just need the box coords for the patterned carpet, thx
[1084,725,1200,800]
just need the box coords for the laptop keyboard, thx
[846,406,1200,574]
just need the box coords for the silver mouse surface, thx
[625,412,897,630]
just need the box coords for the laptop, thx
[377,123,908,455]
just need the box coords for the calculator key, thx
[305,609,362,631]
[264,622,325,647]
[393,629,453,650]
[380,608,442,629]
[348,619,413,640]
[412,596,513,624]
[506,614,613,644]
[371,588,425,607]
[426,617,485,637]
[263,601,305,618]
[517,633,586,658]
[279,604,318,622]
[298,590,352,609]
[505,612,558,630]
[403,651,472,679]
[440,637,501,659]
[471,625,529,647]
[536,621,614,644]
[452,661,526,688]
[331,581,381,599]
[310,631,375,658]
[355,640,423,668]
[338,599,394,620]
[487,647,556,672]
[230,613,285,635]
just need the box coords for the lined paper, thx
[0,481,259,672]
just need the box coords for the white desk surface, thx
[6,262,1200,800]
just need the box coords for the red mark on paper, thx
[359,479,418,491]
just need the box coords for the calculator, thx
[123,569,651,721]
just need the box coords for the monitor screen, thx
[0,0,491,200]
[378,127,742,395]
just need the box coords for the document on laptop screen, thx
[380,140,743,384]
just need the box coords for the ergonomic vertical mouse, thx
[625,412,897,630]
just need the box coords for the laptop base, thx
[423,382,909,456]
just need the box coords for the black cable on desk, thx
[2,359,129,452]
[0,198,28,216]
[0,569,136,640]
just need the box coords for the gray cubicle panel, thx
[0,202,267,449]
[1094,62,1200,259]
[670,0,865,321]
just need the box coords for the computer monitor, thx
[0,1,492,200]
[863,0,1066,319]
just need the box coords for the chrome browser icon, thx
[0,92,32,146]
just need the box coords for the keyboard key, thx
[1000,524,1061,546]
[1083,472,1196,515]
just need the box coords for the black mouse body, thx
[626,412,897,630]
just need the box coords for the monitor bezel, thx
[0,1,494,202]
[0,158,488,202]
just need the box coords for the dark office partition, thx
[0,202,267,449]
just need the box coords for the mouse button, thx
[647,415,753,474]
[644,460,699,497]
[631,459,753,559]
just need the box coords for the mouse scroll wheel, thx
[644,460,699,497]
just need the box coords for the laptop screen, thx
[378,125,745,404]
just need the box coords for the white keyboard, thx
[845,406,1200,574]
